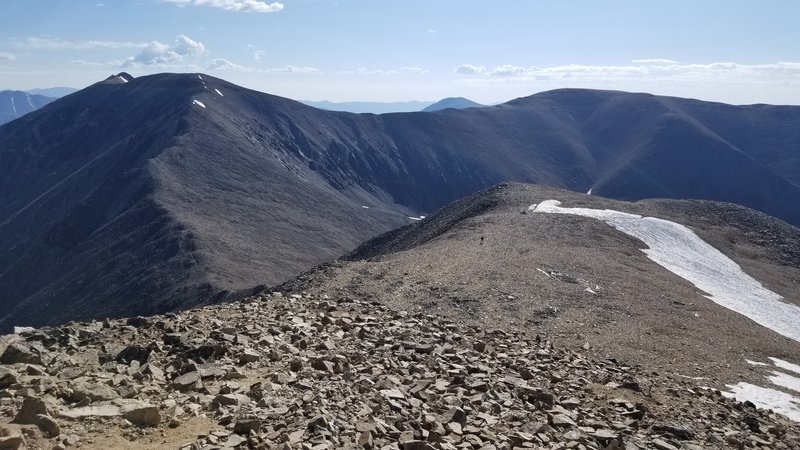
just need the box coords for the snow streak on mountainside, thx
[529,200,800,342]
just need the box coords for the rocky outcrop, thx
[0,292,798,449]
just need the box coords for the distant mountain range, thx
[25,87,78,98]
[301,97,484,114]
[301,100,433,114]
[0,91,56,125]
[1,72,799,331]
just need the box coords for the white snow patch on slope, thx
[198,75,203,80]
[192,100,206,108]
[215,88,224,97]
[770,371,800,394]
[10,96,16,114]
[529,200,800,343]
[747,360,770,367]
[409,217,423,221]
[724,383,800,421]
[771,358,800,376]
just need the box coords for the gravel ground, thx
[277,183,800,391]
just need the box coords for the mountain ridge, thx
[2,72,800,331]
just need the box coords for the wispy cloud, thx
[453,60,800,86]
[162,0,284,13]
[17,37,145,50]
[0,52,15,61]
[454,64,485,75]
[207,58,319,73]
[70,59,111,67]
[123,35,206,67]
[489,65,527,77]
[247,44,267,61]
[632,59,678,65]
[338,66,429,75]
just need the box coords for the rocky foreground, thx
[0,293,798,450]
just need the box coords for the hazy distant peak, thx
[422,97,484,112]
[25,87,79,98]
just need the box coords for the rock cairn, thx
[1,293,798,449]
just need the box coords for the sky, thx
[1,0,799,104]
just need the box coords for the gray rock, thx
[233,416,261,435]
[652,439,679,450]
[123,404,161,427]
[238,348,260,364]
[34,414,60,437]
[11,397,49,425]
[0,425,24,449]
[172,371,202,391]
[550,413,577,428]
[71,381,118,402]
[0,343,43,365]
[0,366,18,388]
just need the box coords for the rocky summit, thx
[1,292,798,450]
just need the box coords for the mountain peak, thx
[102,72,134,85]
[422,96,484,112]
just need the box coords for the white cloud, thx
[0,52,15,61]
[340,66,428,75]
[123,35,206,67]
[162,0,283,13]
[632,59,678,65]
[207,58,319,74]
[454,64,485,75]
[70,59,110,67]
[489,64,527,77]
[270,65,319,73]
[453,61,800,88]
[248,44,267,61]
[207,58,246,71]
[17,37,145,50]
[173,35,206,56]
[400,66,429,74]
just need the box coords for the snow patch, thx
[529,200,800,343]
[215,88,224,97]
[586,188,592,195]
[192,100,206,108]
[769,371,800,394]
[25,93,34,107]
[118,76,128,83]
[361,206,370,209]
[724,383,800,421]
[409,216,424,221]
[771,358,800,376]
[198,75,203,80]
[10,96,16,114]
[747,360,770,367]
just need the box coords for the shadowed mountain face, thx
[0,91,55,125]
[1,73,799,330]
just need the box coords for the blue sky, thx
[1,0,799,104]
